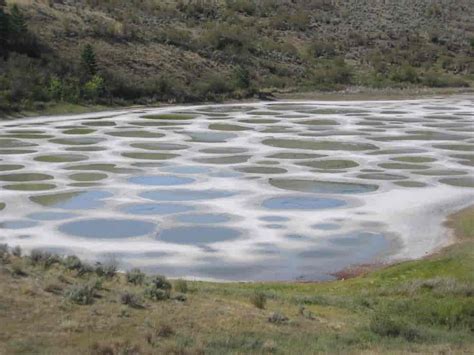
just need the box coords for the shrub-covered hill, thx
[1,0,473,112]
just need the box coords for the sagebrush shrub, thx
[65,283,96,305]
[126,268,145,285]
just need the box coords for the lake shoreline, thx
[2,86,473,120]
[329,204,474,281]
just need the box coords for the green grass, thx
[0,207,473,354]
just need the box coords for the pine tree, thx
[81,44,98,76]
[0,0,9,57]
[8,4,27,36]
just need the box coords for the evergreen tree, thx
[8,4,27,36]
[233,65,251,89]
[0,0,9,57]
[81,44,98,77]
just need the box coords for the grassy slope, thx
[0,208,473,354]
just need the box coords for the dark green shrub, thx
[423,71,469,88]
[250,291,267,309]
[126,268,145,285]
[391,64,419,84]
[311,58,353,89]
[176,1,218,20]
[226,0,257,16]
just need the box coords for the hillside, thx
[0,0,474,111]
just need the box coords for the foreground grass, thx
[0,208,473,354]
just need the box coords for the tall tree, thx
[0,0,9,57]
[81,44,98,76]
[8,4,27,36]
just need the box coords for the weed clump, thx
[250,291,267,309]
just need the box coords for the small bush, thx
[149,275,172,290]
[174,279,188,293]
[64,283,96,305]
[82,75,105,101]
[119,291,143,309]
[250,291,267,309]
[391,64,419,84]
[126,268,145,285]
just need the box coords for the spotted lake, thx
[0,97,473,281]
